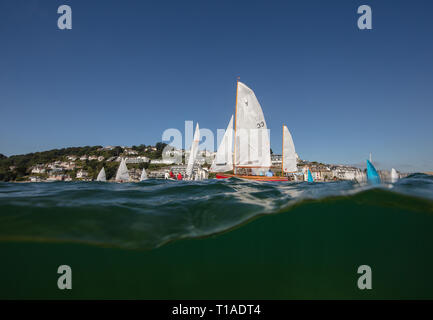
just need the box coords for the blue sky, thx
[0,0,432,171]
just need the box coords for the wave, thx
[0,174,432,250]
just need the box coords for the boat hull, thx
[216,173,288,182]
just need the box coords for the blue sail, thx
[366,160,381,184]
[307,169,314,183]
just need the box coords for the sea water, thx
[0,174,432,299]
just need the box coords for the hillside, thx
[0,143,167,182]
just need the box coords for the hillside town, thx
[0,144,384,183]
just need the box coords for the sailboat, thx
[215,81,288,181]
[115,158,130,182]
[307,168,314,182]
[366,159,381,184]
[96,167,106,182]
[210,115,233,173]
[391,168,399,183]
[186,123,200,180]
[282,125,297,175]
[139,168,148,181]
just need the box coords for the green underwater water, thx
[1,175,433,299]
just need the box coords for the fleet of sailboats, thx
[96,160,147,183]
[90,80,398,184]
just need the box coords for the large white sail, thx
[234,82,271,171]
[282,125,297,173]
[391,168,399,183]
[210,115,234,172]
[186,123,200,177]
[140,168,148,181]
[96,167,106,182]
[115,158,130,182]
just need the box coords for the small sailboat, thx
[186,123,200,180]
[307,168,314,182]
[115,158,130,182]
[210,115,233,173]
[282,125,297,175]
[96,167,106,182]
[391,168,399,183]
[140,168,148,181]
[366,159,381,184]
[215,81,288,181]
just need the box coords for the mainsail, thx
[115,158,130,182]
[307,168,314,182]
[234,82,271,173]
[96,167,106,182]
[282,125,297,173]
[186,123,200,177]
[210,115,234,172]
[140,168,148,181]
[366,160,380,184]
[391,168,399,183]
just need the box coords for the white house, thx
[76,170,88,178]
[31,166,46,174]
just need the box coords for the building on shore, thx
[76,170,88,179]
[151,159,178,165]
[31,165,46,174]
[331,165,366,182]
[126,156,149,164]
[127,168,142,181]
[271,154,282,167]
[167,164,208,180]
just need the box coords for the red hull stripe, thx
[216,174,288,182]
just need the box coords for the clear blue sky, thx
[1,0,432,172]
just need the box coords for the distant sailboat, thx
[366,159,381,184]
[282,125,297,174]
[307,168,314,182]
[115,158,130,182]
[96,167,106,182]
[391,168,399,183]
[140,168,148,181]
[186,123,200,179]
[215,81,288,181]
[210,115,233,173]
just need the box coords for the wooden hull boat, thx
[210,81,299,183]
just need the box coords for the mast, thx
[233,78,239,175]
[281,124,284,175]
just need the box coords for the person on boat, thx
[177,172,183,180]
[169,171,174,178]
[265,169,274,177]
[164,172,170,179]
